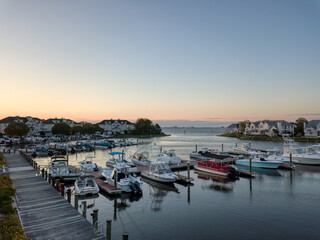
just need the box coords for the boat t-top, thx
[101,166,142,193]
[141,162,178,183]
[130,152,151,166]
[106,152,137,173]
[154,149,181,164]
[78,156,101,172]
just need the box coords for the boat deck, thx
[90,171,122,195]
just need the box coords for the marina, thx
[2,128,320,239]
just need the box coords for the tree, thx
[4,122,30,137]
[294,118,308,136]
[81,122,103,134]
[154,123,162,134]
[238,120,251,134]
[51,122,71,135]
[71,126,83,135]
[133,118,154,135]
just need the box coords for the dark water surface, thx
[37,128,320,240]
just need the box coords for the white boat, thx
[311,144,320,154]
[232,144,251,155]
[189,147,214,160]
[48,156,80,179]
[74,176,99,196]
[106,152,137,173]
[130,152,151,166]
[78,156,102,172]
[101,167,142,193]
[282,136,320,165]
[154,149,181,164]
[236,153,282,169]
[141,162,178,183]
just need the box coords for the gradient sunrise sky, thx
[0,0,319,126]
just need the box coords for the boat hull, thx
[283,155,320,165]
[141,171,176,183]
[194,165,229,176]
[236,160,280,169]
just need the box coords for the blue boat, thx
[236,154,281,169]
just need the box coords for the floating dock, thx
[90,171,122,195]
[4,153,104,240]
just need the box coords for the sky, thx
[0,0,319,127]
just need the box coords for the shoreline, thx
[219,133,320,143]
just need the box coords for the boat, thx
[48,155,81,179]
[282,135,320,165]
[129,152,151,166]
[78,156,102,172]
[106,152,137,173]
[194,160,239,178]
[154,149,181,164]
[101,167,142,193]
[264,152,295,169]
[74,176,99,196]
[190,147,235,162]
[232,144,251,155]
[141,162,178,183]
[236,153,282,169]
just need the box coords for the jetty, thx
[4,153,104,240]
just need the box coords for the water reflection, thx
[141,177,179,212]
[195,170,236,193]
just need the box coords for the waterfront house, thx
[304,120,320,137]
[0,116,43,135]
[42,118,77,135]
[225,123,239,133]
[98,119,134,134]
[245,120,294,136]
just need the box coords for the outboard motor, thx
[130,181,142,193]
[228,166,240,178]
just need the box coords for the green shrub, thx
[0,214,26,240]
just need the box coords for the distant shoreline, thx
[219,133,320,143]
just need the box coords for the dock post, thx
[106,219,112,240]
[236,143,238,148]
[41,168,45,178]
[32,160,35,168]
[160,146,162,153]
[52,177,56,187]
[48,174,52,184]
[222,144,224,151]
[67,188,71,203]
[34,162,37,170]
[55,179,60,191]
[249,157,252,173]
[74,193,78,210]
[82,201,87,218]
[122,233,128,240]
[60,183,65,197]
[290,153,292,168]
[92,209,98,226]
[114,169,117,190]
[45,170,48,181]
[195,145,197,152]
[249,142,251,149]
[187,161,190,179]
[37,166,40,175]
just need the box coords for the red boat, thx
[194,160,239,178]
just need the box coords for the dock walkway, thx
[4,153,104,240]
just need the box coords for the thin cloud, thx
[284,113,320,117]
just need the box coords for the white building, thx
[245,120,294,136]
[98,119,134,134]
[304,120,320,137]
[41,118,77,134]
[0,116,42,135]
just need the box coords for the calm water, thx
[36,128,320,240]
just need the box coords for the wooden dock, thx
[4,153,104,240]
[90,171,122,195]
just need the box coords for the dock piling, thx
[45,170,48,181]
[236,143,238,148]
[74,193,78,210]
[60,183,65,197]
[92,209,98,226]
[106,219,112,240]
[48,174,52,184]
[249,157,252,173]
[82,201,87,218]
[55,179,60,191]
[122,233,128,240]
[195,144,197,152]
[41,168,44,178]
[114,169,117,190]
[290,153,292,167]
[187,161,190,179]
[51,177,56,187]
[67,188,71,203]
